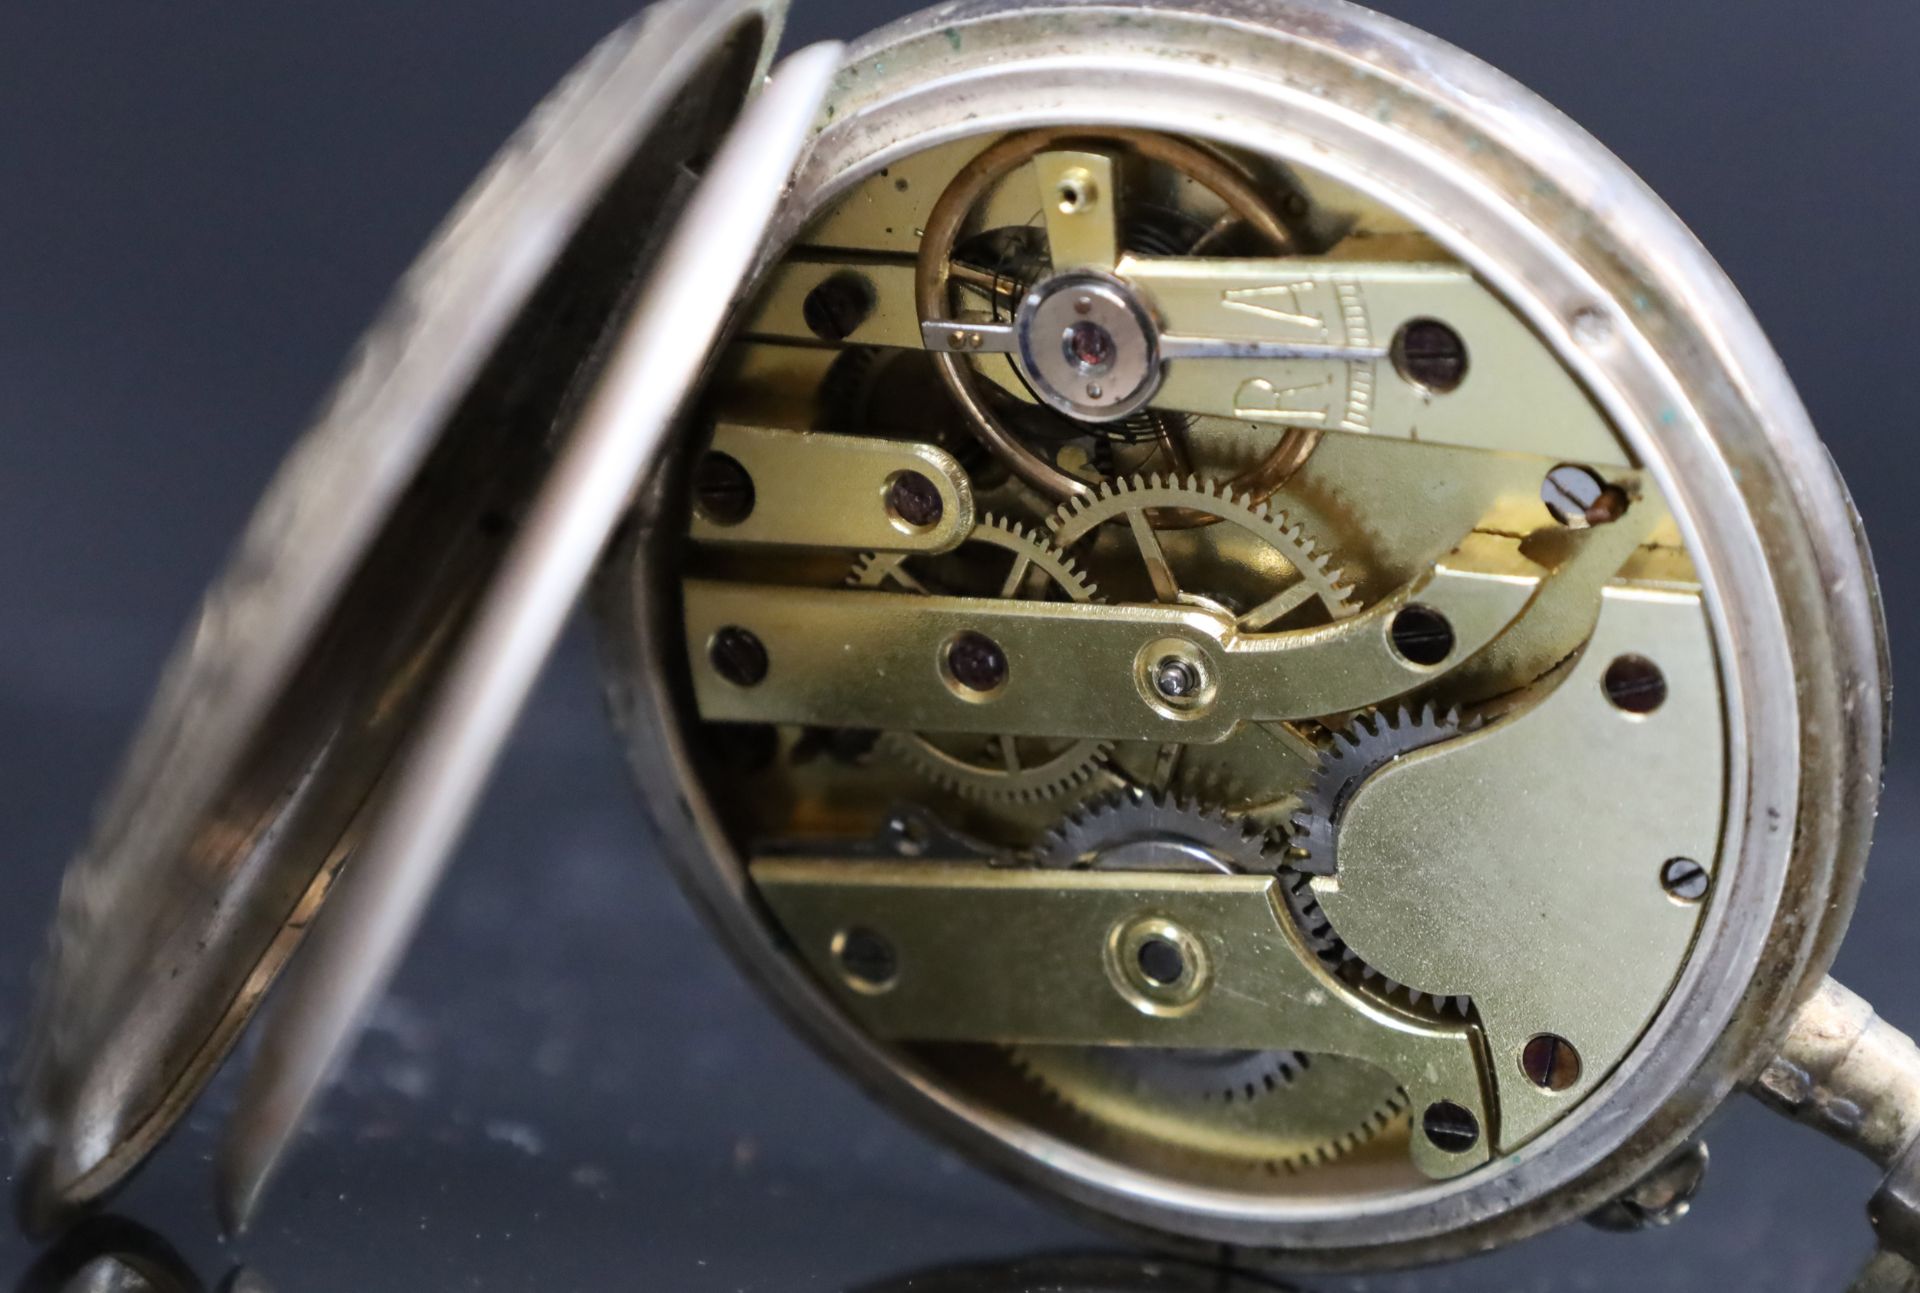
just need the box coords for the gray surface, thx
[1,3,1916,1290]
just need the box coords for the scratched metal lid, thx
[14,0,792,1227]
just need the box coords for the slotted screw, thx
[1422,1101,1481,1153]
[886,471,943,529]
[1662,858,1710,902]
[709,626,768,687]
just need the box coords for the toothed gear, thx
[1047,472,1360,624]
[1283,705,1477,1017]
[1006,1044,1411,1178]
[1036,788,1282,873]
[1077,1046,1305,1104]
[1286,704,1467,879]
[875,730,1115,804]
[1011,790,1408,1173]
[852,511,1098,601]
[1160,720,1322,834]
[850,515,1112,804]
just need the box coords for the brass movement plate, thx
[754,858,1492,1179]
[665,117,1727,1198]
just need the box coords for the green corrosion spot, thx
[1659,406,1680,427]
[943,26,962,50]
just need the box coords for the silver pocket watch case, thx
[16,0,1915,1279]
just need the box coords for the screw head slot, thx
[693,451,755,527]
[1661,857,1710,903]
[1604,655,1667,715]
[1391,318,1469,393]
[1521,1034,1583,1092]
[833,927,898,993]
[1422,1101,1482,1153]
[802,271,876,342]
[708,626,768,687]
[1389,604,1456,667]
[1542,463,1629,528]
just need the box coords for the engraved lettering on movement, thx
[1222,275,1373,433]
[1221,279,1329,336]
[1233,376,1334,425]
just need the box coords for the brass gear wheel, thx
[872,730,1113,805]
[1009,1044,1409,1178]
[1047,472,1360,627]
[850,514,1114,804]
[1160,720,1322,834]
[1283,705,1478,1018]
[914,128,1307,505]
[1011,790,1409,1175]
[1049,473,1355,824]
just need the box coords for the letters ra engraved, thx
[1223,276,1373,434]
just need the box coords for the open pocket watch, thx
[16,0,1916,1278]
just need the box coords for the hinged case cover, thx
[16,0,809,1225]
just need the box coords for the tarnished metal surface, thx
[598,0,1891,1270]
[14,0,787,1227]
[1586,1140,1709,1233]
[1753,978,1920,1264]
[1874,1137,1920,1263]
[10,0,1897,1273]
[1755,979,1920,1169]
[211,38,842,1234]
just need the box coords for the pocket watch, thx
[16,0,1916,1278]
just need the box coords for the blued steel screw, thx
[1153,657,1201,699]
[1543,463,1628,527]
[836,927,897,988]
[802,272,876,342]
[694,451,755,526]
[1393,318,1469,392]
[946,631,1008,693]
[1521,1034,1583,1092]
[1422,1100,1481,1153]
[709,626,769,687]
[1389,604,1455,666]
[1662,857,1710,903]
[886,471,944,529]
[1542,463,1603,525]
[1604,654,1667,714]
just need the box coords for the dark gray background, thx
[1,3,1915,1290]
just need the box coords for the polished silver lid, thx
[16,0,804,1228]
